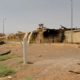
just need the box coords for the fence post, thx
[23,33,28,64]
[23,32,33,64]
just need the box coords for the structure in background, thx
[26,24,80,44]
[27,24,65,43]
[65,29,80,44]
[6,31,25,41]
[4,24,80,44]
[0,33,6,45]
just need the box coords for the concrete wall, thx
[65,31,80,43]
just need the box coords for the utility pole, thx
[3,17,4,34]
[71,0,73,43]
[3,17,6,34]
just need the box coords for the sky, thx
[0,0,80,33]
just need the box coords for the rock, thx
[7,76,12,80]
[38,55,42,57]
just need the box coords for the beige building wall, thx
[65,31,80,43]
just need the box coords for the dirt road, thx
[0,43,80,80]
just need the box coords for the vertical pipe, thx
[71,0,73,43]
[23,33,28,64]
[23,32,33,64]
[3,18,4,34]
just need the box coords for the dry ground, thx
[0,43,80,80]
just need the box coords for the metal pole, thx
[3,18,4,34]
[3,17,6,34]
[71,0,73,43]
[23,32,33,64]
[23,33,28,64]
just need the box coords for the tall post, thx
[3,17,6,34]
[71,0,73,43]
[23,32,33,64]
[3,18,4,34]
[23,33,28,64]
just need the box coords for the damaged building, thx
[27,24,80,44]
[28,24,65,43]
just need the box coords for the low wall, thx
[64,31,80,43]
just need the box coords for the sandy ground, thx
[0,43,80,80]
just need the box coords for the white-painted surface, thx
[23,33,28,64]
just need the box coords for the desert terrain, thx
[0,43,80,80]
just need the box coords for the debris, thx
[69,70,80,74]
[77,63,80,65]
[8,76,12,80]
[38,55,42,57]
[27,61,33,64]
[0,41,6,45]
[0,50,11,56]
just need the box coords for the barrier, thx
[23,32,33,64]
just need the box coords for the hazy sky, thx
[0,0,80,33]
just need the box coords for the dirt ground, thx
[0,43,80,80]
